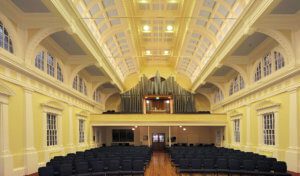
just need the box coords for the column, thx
[147,126,150,147]
[89,125,94,148]
[245,105,252,151]
[24,88,38,174]
[67,105,74,153]
[285,88,300,173]
[0,95,13,176]
[168,126,171,147]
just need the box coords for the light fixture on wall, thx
[179,126,182,128]
[135,125,138,128]
[183,128,187,131]
[132,128,135,131]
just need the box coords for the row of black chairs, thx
[39,146,152,176]
[170,146,291,176]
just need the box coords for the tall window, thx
[214,88,223,103]
[47,53,55,77]
[263,112,275,146]
[274,51,284,70]
[263,52,272,77]
[34,50,64,82]
[35,51,44,71]
[57,63,63,82]
[47,113,57,146]
[0,21,14,53]
[93,87,101,102]
[79,119,85,143]
[229,74,244,95]
[233,119,240,143]
[254,50,285,82]
[73,74,87,95]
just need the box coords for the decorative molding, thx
[228,110,243,118]
[41,101,65,112]
[255,100,280,112]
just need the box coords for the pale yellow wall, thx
[105,93,121,111]
[194,93,211,111]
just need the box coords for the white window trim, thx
[256,102,280,150]
[230,114,242,146]
[77,115,88,147]
[41,103,63,161]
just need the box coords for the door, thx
[152,133,165,151]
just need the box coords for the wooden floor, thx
[145,151,178,176]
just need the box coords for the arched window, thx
[34,49,64,82]
[254,50,285,82]
[0,21,13,53]
[214,88,223,103]
[229,74,244,95]
[35,51,44,71]
[73,75,87,95]
[93,87,101,102]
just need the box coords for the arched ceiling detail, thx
[72,0,250,83]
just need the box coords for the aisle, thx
[144,152,178,176]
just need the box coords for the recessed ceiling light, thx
[166,25,174,31]
[164,50,170,55]
[143,25,150,32]
[145,50,151,55]
[138,0,149,3]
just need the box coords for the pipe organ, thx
[121,72,195,113]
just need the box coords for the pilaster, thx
[24,87,38,175]
[285,88,300,173]
[0,94,13,176]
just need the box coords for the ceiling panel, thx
[51,31,86,55]
[11,0,49,13]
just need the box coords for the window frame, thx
[253,49,286,82]
[34,48,64,82]
[229,74,245,96]
[42,103,63,154]
[77,115,88,146]
[256,103,280,149]
[0,21,14,53]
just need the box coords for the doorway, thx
[152,133,165,151]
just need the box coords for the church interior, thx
[0,0,299,175]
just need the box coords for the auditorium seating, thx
[170,146,291,176]
[38,146,151,176]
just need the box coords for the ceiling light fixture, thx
[164,50,170,55]
[166,25,174,32]
[143,25,150,32]
[145,50,151,55]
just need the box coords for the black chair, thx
[132,159,144,175]
[38,166,55,176]
[190,159,202,173]
[228,159,241,175]
[256,160,273,175]
[199,158,215,174]
[120,160,133,175]
[273,161,291,176]
[59,163,74,176]
[240,160,256,175]
[75,161,90,176]
[216,158,229,174]
[178,159,190,174]
[106,160,120,175]
[91,161,106,176]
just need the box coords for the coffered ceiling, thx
[72,0,250,82]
